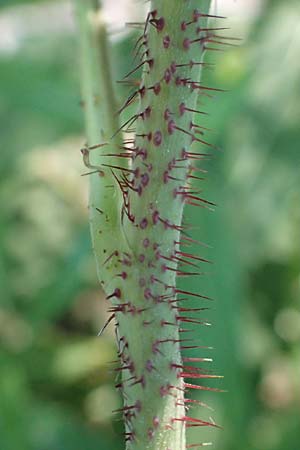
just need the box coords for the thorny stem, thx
[75,1,216,450]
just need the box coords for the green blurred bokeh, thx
[0,1,299,449]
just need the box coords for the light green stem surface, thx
[74,0,129,284]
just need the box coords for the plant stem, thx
[74,0,128,284]
[75,1,215,449]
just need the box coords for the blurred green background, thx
[0,1,299,449]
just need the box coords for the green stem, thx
[74,0,128,284]
[75,1,214,450]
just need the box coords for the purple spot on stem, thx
[163,35,170,48]
[153,131,162,146]
[140,218,148,229]
[143,238,150,248]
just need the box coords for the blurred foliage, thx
[0,1,299,450]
